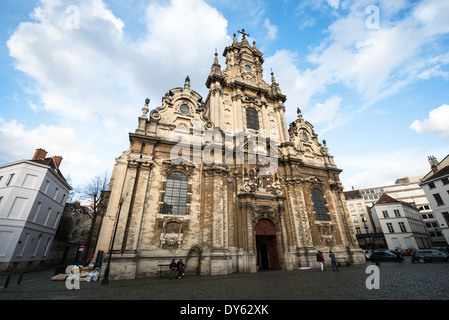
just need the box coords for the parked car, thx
[363,250,373,260]
[411,249,449,263]
[432,247,449,255]
[400,249,414,256]
[369,250,397,262]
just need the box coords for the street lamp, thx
[362,216,379,266]
[101,197,124,285]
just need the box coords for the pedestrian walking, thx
[329,250,339,271]
[394,249,403,263]
[316,251,324,271]
[176,259,185,279]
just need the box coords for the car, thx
[369,250,397,262]
[400,249,414,256]
[432,247,449,255]
[411,249,449,263]
[363,250,373,260]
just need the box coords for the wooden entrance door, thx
[255,219,281,270]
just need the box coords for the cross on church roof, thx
[238,29,250,39]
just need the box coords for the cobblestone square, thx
[1,258,448,302]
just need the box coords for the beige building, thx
[94,32,364,280]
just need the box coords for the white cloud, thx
[268,0,449,130]
[4,0,230,187]
[327,0,339,10]
[410,104,449,140]
[338,148,432,190]
[264,18,278,41]
[306,95,342,124]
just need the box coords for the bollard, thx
[4,275,11,288]
[17,273,24,285]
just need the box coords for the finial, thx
[214,48,218,64]
[184,75,190,90]
[297,107,303,120]
[142,98,150,116]
[238,29,250,40]
[253,41,256,48]
[271,69,276,83]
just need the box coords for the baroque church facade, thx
[94,32,364,280]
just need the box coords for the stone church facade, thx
[94,32,364,280]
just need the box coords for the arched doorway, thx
[255,219,281,270]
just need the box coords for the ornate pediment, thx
[162,157,195,175]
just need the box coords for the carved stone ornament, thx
[159,220,185,248]
[160,232,184,247]
[316,222,334,245]
[163,158,195,176]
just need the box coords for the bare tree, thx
[79,171,111,264]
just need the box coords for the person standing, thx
[176,259,185,279]
[329,250,339,271]
[316,251,324,271]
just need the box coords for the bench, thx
[335,257,350,267]
[157,264,177,279]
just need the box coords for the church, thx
[94,31,365,280]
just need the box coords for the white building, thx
[0,149,71,271]
[371,194,431,250]
[358,176,445,247]
[419,155,449,247]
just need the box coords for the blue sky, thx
[1,0,448,192]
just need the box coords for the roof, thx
[374,193,417,210]
[420,165,449,184]
[30,157,69,186]
[344,190,362,200]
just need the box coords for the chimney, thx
[32,148,47,160]
[53,156,63,168]
[428,156,439,173]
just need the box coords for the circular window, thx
[245,65,252,71]
[180,104,190,115]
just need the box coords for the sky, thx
[0,0,448,193]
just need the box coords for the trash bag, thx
[85,268,100,282]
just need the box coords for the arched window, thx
[162,172,188,215]
[246,107,259,130]
[312,188,329,221]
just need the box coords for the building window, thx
[394,209,401,217]
[433,193,445,206]
[357,203,363,211]
[6,173,15,186]
[356,227,361,234]
[382,210,389,218]
[162,172,188,215]
[352,215,358,223]
[386,223,394,233]
[312,188,329,221]
[398,222,407,232]
[428,182,436,189]
[442,178,449,185]
[442,212,449,226]
[246,107,259,130]
[349,204,355,212]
